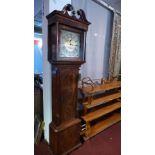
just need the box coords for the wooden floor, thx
[34,122,121,155]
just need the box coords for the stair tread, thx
[83,113,121,140]
[83,92,121,109]
[82,102,121,122]
[81,81,121,95]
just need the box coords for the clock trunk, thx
[52,65,80,126]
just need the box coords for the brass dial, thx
[59,30,80,58]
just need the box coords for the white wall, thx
[72,0,113,80]
[42,0,51,143]
[42,0,71,143]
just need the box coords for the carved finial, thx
[77,9,89,22]
[61,4,90,23]
[62,4,75,15]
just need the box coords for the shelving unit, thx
[79,80,121,140]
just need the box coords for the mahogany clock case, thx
[46,5,90,155]
[47,10,90,65]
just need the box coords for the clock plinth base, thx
[49,119,81,155]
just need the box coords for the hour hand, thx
[70,41,78,46]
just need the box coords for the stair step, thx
[83,92,121,109]
[83,113,121,141]
[82,102,121,122]
[81,81,121,95]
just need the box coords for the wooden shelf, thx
[79,80,121,141]
[81,81,121,95]
[83,92,121,109]
[83,113,121,140]
[82,102,121,122]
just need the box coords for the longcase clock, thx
[46,4,90,155]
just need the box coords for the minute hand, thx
[72,44,78,46]
[70,42,78,46]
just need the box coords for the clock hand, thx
[65,39,78,47]
[70,43,78,46]
[69,39,72,45]
[70,40,78,46]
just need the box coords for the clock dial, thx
[59,30,80,58]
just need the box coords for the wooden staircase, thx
[79,80,121,140]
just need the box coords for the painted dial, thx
[59,30,80,58]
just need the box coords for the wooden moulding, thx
[46,4,91,31]
[51,118,81,132]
